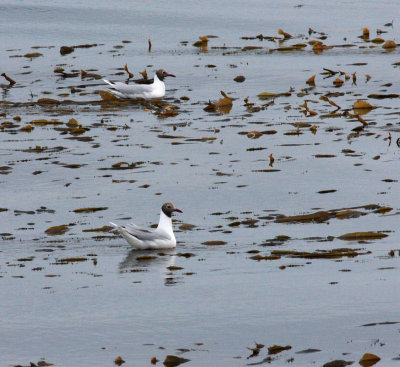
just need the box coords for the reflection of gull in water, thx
[119,249,178,286]
[0,84,12,100]
[110,202,183,250]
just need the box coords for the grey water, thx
[1,1,400,366]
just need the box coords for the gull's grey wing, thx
[110,82,153,95]
[122,225,169,241]
[124,222,142,232]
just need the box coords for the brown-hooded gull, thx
[110,202,182,250]
[103,69,175,99]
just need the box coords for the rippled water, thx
[1,1,400,366]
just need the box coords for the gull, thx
[110,202,182,250]
[103,69,175,99]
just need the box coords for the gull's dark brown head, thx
[161,202,182,218]
[156,69,176,81]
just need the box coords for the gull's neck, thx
[153,73,163,84]
[151,74,166,97]
[157,210,174,237]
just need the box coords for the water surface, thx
[1,1,400,366]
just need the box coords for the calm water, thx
[1,1,400,366]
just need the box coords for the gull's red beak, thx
[174,208,183,213]
[167,73,176,78]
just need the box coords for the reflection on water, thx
[1,85,12,100]
[119,249,178,286]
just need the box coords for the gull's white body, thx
[110,210,176,250]
[103,73,166,99]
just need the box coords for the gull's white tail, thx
[102,79,126,98]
